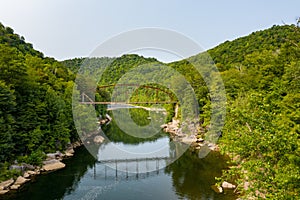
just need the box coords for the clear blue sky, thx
[0,0,299,61]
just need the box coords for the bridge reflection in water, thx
[93,156,172,180]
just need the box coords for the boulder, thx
[0,190,9,194]
[65,152,73,157]
[10,184,21,190]
[181,136,197,144]
[211,185,223,193]
[0,178,14,189]
[14,176,30,185]
[46,151,64,160]
[73,141,82,148]
[27,170,36,176]
[197,138,204,143]
[222,181,236,189]
[176,132,186,138]
[65,147,74,157]
[9,165,25,172]
[46,153,57,159]
[42,160,65,171]
[94,135,104,144]
[22,163,35,171]
[23,172,30,178]
[66,148,74,154]
[43,159,59,165]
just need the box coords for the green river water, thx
[1,110,237,200]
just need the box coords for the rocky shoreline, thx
[0,131,108,196]
[0,141,83,195]
[161,118,219,152]
[161,118,237,194]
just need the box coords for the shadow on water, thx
[165,150,237,200]
[0,146,96,200]
[1,146,237,200]
[1,108,238,199]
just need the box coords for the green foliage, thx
[0,81,16,162]
[0,22,43,57]
[129,108,151,126]
[17,150,46,166]
[0,23,76,166]
[0,162,21,182]
[209,24,300,199]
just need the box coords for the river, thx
[1,110,237,200]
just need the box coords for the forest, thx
[0,22,299,199]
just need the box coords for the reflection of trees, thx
[102,114,167,144]
[165,151,236,200]
[168,140,189,160]
[5,147,96,200]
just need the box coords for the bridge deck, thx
[97,156,171,164]
[81,101,177,105]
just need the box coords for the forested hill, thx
[0,22,77,172]
[0,23,43,57]
[201,24,299,199]
[207,25,300,71]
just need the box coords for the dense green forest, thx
[0,22,299,199]
[0,22,77,177]
[208,25,300,199]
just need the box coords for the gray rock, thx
[46,151,64,160]
[22,163,35,170]
[46,153,57,159]
[43,159,60,165]
[9,165,25,172]
[222,181,236,189]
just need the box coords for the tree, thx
[0,81,16,162]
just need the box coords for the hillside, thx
[204,25,300,199]
[0,22,77,176]
[208,25,300,71]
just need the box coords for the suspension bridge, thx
[92,156,172,180]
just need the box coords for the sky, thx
[0,0,299,62]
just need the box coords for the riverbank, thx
[161,118,219,152]
[161,118,238,195]
[0,140,83,195]
[0,113,112,196]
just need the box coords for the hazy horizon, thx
[0,0,299,62]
